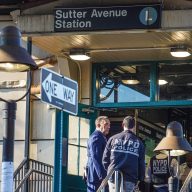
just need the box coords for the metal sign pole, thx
[1,101,16,192]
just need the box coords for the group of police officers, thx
[85,116,170,192]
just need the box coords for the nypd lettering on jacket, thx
[102,130,145,184]
[152,159,168,174]
[111,138,140,157]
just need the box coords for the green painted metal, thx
[53,103,97,192]
[77,117,80,175]
[95,100,192,108]
[62,111,69,192]
[68,175,88,192]
[53,110,68,192]
[93,61,192,108]
[150,63,158,102]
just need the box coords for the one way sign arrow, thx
[41,68,78,115]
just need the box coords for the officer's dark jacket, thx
[87,130,107,183]
[102,130,145,184]
[149,155,170,185]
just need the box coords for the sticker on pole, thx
[41,68,78,115]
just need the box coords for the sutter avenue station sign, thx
[54,4,161,32]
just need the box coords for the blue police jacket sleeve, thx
[90,136,106,180]
[138,142,145,181]
[102,138,112,171]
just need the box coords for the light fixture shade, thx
[122,79,140,85]
[170,46,191,58]
[0,26,37,72]
[69,48,90,61]
[154,121,192,156]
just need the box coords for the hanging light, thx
[170,46,191,58]
[122,74,140,85]
[154,121,192,156]
[0,26,37,72]
[149,79,168,85]
[159,79,168,85]
[122,79,140,85]
[69,48,90,61]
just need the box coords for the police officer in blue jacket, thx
[102,116,145,192]
[86,116,110,192]
[145,153,170,192]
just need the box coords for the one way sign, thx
[41,68,78,115]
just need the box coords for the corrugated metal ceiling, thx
[32,30,192,63]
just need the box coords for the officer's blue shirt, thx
[102,130,145,184]
[87,130,107,183]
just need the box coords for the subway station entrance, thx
[55,106,192,192]
[55,60,192,191]
[2,1,192,192]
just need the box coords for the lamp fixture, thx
[0,26,37,192]
[0,26,37,72]
[69,48,90,61]
[170,45,191,58]
[159,79,168,85]
[149,79,168,85]
[154,121,192,156]
[154,121,192,192]
[122,79,140,85]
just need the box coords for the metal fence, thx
[14,158,54,192]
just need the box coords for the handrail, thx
[14,158,54,177]
[15,169,53,192]
[96,168,124,192]
[13,157,28,177]
[14,158,54,192]
[180,169,192,192]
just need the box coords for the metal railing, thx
[97,168,124,192]
[14,158,54,192]
[180,169,192,192]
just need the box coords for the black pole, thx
[1,101,16,192]
[24,37,32,192]
[25,37,32,158]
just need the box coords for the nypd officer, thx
[145,153,170,192]
[86,116,110,192]
[102,116,145,192]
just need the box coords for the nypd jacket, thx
[146,154,170,185]
[102,130,145,184]
[87,130,107,183]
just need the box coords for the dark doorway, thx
[100,107,192,155]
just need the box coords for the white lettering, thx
[56,20,91,29]
[55,10,63,19]
[91,9,127,18]
[91,9,98,17]
[55,20,62,28]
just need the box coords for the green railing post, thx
[150,63,159,102]
[53,110,69,192]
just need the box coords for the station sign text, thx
[54,4,161,32]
